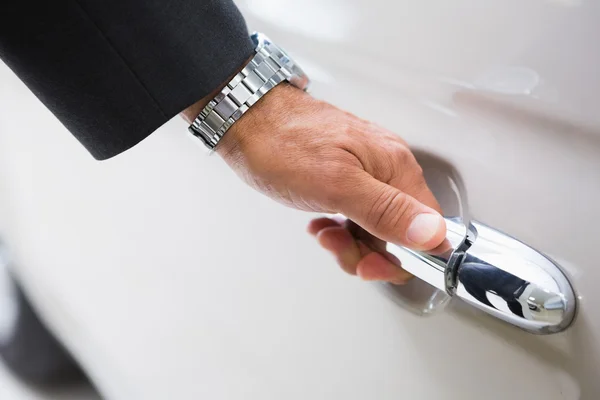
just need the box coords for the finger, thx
[353,224,414,284]
[317,226,412,284]
[307,217,341,236]
[345,219,387,253]
[311,216,414,283]
[339,173,446,251]
[316,226,361,275]
[357,252,413,285]
[347,218,416,282]
[310,217,386,253]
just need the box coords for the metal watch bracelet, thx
[188,32,310,150]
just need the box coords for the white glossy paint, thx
[0,0,599,398]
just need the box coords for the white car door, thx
[0,0,598,399]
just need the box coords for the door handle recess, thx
[387,218,577,334]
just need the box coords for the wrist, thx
[215,83,309,160]
[185,33,310,152]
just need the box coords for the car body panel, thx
[0,0,598,398]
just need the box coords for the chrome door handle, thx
[387,218,577,334]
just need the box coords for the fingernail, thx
[407,213,443,246]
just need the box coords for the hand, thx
[214,84,447,283]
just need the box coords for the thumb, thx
[339,173,446,251]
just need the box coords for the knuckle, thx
[391,144,416,166]
[377,144,422,184]
[414,163,425,178]
[339,120,355,135]
[389,145,424,180]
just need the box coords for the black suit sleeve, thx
[0,0,254,160]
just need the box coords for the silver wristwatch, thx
[188,32,310,150]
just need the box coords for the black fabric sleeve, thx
[0,0,254,160]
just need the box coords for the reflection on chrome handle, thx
[387,218,577,334]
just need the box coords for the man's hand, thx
[202,84,446,284]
